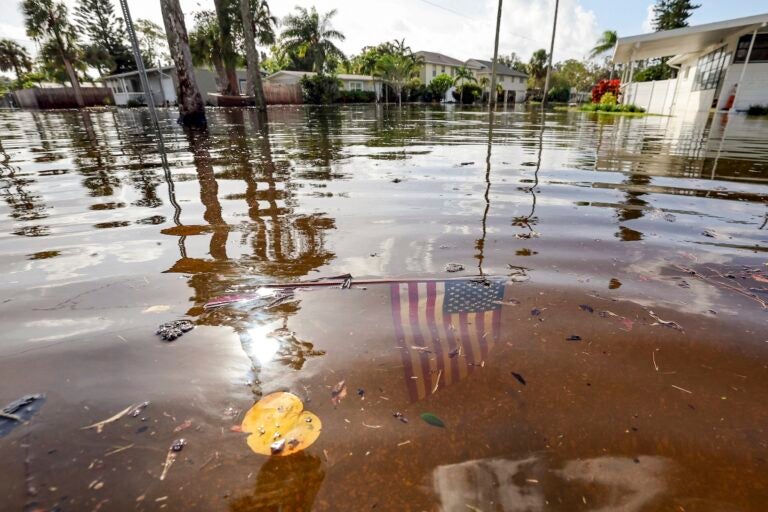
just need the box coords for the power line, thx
[414,0,474,20]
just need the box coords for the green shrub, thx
[547,85,570,103]
[600,92,617,106]
[452,83,482,104]
[300,73,341,104]
[337,90,376,103]
[428,74,453,102]
[580,101,645,114]
[747,105,768,116]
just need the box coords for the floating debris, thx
[511,372,527,386]
[579,304,594,313]
[130,401,150,418]
[392,178,402,183]
[0,394,45,437]
[331,380,347,406]
[171,438,186,452]
[82,403,139,434]
[648,310,684,332]
[445,263,465,273]
[393,411,409,423]
[155,320,194,341]
[240,392,321,456]
[566,335,582,341]
[420,412,445,428]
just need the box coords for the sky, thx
[2,0,767,72]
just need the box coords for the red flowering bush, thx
[591,79,620,104]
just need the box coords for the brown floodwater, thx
[1,105,767,511]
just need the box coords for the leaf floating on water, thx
[241,392,321,457]
[331,380,347,406]
[420,412,445,428]
[511,372,527,386]
[609,278,622,289]
[579,304,594,313]
[531,308,542,316]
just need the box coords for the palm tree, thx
[159,0,206,126]
[0,40,33,84]
[22,0,84,107]
[528,49,548,91]
[189,11,228,91]
[590,30,617,59]
[212,0,239,94]
[478,76,490,101]
[453,66,476,86]
[280,6,345,72]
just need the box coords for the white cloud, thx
[641,2,655,32]
[6,0,599,64]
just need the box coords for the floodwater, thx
[1,104,767,511]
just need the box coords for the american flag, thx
[390,279,504,402]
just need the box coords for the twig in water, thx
[648,311,684,332]
[82,404,137,434]
[105,444,134,456]
[652,351,659,372]
[671,385,692,394]
[432,370,442,394]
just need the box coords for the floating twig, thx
[105,444,134,456]
[82,404,137,434]
[652,351,659,372]
[432,370,442,394]
[671,385,692,394]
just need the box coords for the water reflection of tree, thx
[68,111,122,197]
[163,111,336,376]
[1,116,51,236]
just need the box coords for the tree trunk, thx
[62,57,85,107]
[54,32,84,107]
[240,0,267,111]
[160,0,206,126]
[213,0,238,95]
[212,54,228,93]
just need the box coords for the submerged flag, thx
[390,279,504,402]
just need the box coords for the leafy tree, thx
[38,37,89,84]
[527,49,548,90]
[590,30,617,59]
[74,0,134,74]
[554,59,593,91]
[453,66,476,86]
[652,0,700,31]
[261,44,290,73]
[281,6,345,72]
[22,0,85,106]
[0,39,33,84]
[135,19,169,66]
[211,0,240,94]
[499,52,526,72]
[300,72,339,103]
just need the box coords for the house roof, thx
[465,58,528,77]
[265,70,378,81]
[414,51,465,67]
[102,66,176,80]
[614,12,768,63]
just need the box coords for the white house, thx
[102,66,248,106]
[264,70,382,98]
[414,51,465,102]
[465,58,528,103]
[614,13,768,115]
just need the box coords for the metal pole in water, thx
[118,0,162,134]
[488,0,503,113]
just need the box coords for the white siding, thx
[716,62,768,111]
[623,79,677,114]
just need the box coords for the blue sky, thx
[1,0,767,70]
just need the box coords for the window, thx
[442,66,446,73]
[432,69,436,77]
[734,33,768,63]
[692,47,730,91]
[349,81,363,91]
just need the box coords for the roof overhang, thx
[613,12,768,63]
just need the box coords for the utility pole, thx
[488,0,503,112]
[541,0,560,107]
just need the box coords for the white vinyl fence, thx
[622,79,677,115]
